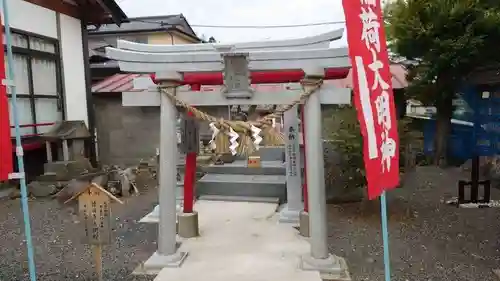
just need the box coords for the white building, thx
[2,0,126,167]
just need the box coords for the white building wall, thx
[2,0,89,133]
[59,14,88,125]
[3,0,57,39]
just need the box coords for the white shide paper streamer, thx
[227,127,239,155]
[251,125,262,150]
[208,122,220,150]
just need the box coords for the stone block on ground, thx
[8,188,21,199]
[44,159,93,181]
[135,169,157,190]
[36,173,58,182]
[28,181,59,198]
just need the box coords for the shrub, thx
[323,105,423,191]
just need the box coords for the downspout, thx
[81,16,98,167]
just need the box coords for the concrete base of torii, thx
[135,251,189,274]
[134,200,350,281]
[278,204,303,225]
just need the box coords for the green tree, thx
[384,0,500,164]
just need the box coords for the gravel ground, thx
[3,166,500,281]
[0,186,159,281]
[327,166,500,281]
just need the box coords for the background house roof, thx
[88,14,201,62]
[88,14,199,41]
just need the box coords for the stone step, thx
[234,146,285,162]
[198,195,280,204]
[201,160,285,175]
[196,174,287,202]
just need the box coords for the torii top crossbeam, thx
[105,28,351,80]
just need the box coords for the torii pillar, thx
[145,72,188,270]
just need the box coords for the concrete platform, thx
[153,200,327,281]
[196,174,287,202]
[201,160,285,175]
[234,146,285,161]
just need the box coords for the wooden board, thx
[78,185,113,245]
[247,156,261,168]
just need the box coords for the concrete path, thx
[154,200,322,281]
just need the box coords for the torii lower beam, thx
[124,81,350,107]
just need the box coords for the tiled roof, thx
[92,73,144,93]
[87,14,201,60]
[88,14,198,39]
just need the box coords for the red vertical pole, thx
[300,104,309,212]
[0,17,13,181]
[182,84,200,213]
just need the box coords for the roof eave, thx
[88,27,166,35]
[89,0,128,26]
[88,26,201,42]
[167,27,202,43]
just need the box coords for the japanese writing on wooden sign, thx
[79,187,113,245]
[342,0,400,199]
[283,106,302,194]
[287,126,298,177]
[180,113,199,154]
[65,183,123,245]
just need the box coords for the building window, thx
[4,30,63,137]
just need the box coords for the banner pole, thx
[1,0,37,280]
[380,191,391,281]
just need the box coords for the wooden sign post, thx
[279,105,303,224]
[179,112,199,154]
[65,183,124,281]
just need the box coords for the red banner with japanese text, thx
[0,12,14,181]
[342,0,399,199]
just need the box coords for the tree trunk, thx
[433,97,453,166]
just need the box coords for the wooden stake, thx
[493,269,500,280]
[93,244,103,281]
[131,181,140,195]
